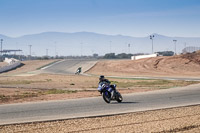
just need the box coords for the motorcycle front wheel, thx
[102,91,111,103]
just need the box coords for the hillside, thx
[87,51,200,78]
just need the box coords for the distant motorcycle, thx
[75,67,82,75]
[101,84,123,103]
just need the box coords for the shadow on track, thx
[111,101,139,104]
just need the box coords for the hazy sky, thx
[1,0,200,37]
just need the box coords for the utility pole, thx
[54,41,57,57]
[184,42,187,53]
[46,49,48,56]
[173,40,177,55]
[184,42,187,50]
[28,45,32,60]
[80,43,83,57]
[109,41,112,53]
[128,43,130,53]
[0,39,3,56]
[150,35,155,54]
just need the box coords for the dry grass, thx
[0,89,78,103]
[110,79,198,89]
[0,74,199,104]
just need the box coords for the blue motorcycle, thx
[101,84,123,103]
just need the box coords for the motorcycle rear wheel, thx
[116,92,123,103]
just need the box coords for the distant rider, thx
[76,67,82,74]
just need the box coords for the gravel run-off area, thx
[0,105,200,133]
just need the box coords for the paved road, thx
[0,83,199,125]
[41,59,97,74]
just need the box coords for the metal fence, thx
[182,46,200,53]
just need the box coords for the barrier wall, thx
[131,54,158,60]
[0,58,22,73]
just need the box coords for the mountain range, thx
[0,32,200,56]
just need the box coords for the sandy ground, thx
[87,52,200,78]
[1,105,200,133]
[0,73,198,104]
[0,86,170,104]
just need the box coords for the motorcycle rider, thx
[98,75,110,92]
[75,67,82,74]
[98,75,116,97]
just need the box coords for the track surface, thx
[0,83,200,125]
[41,59,97,74]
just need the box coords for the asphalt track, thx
[0,83,200,125]
[41,59,97,74]
[0,59,200,125]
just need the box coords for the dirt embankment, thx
[87,52,200,78]
[0,60,58,75]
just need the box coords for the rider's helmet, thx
[99,75,105,82]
